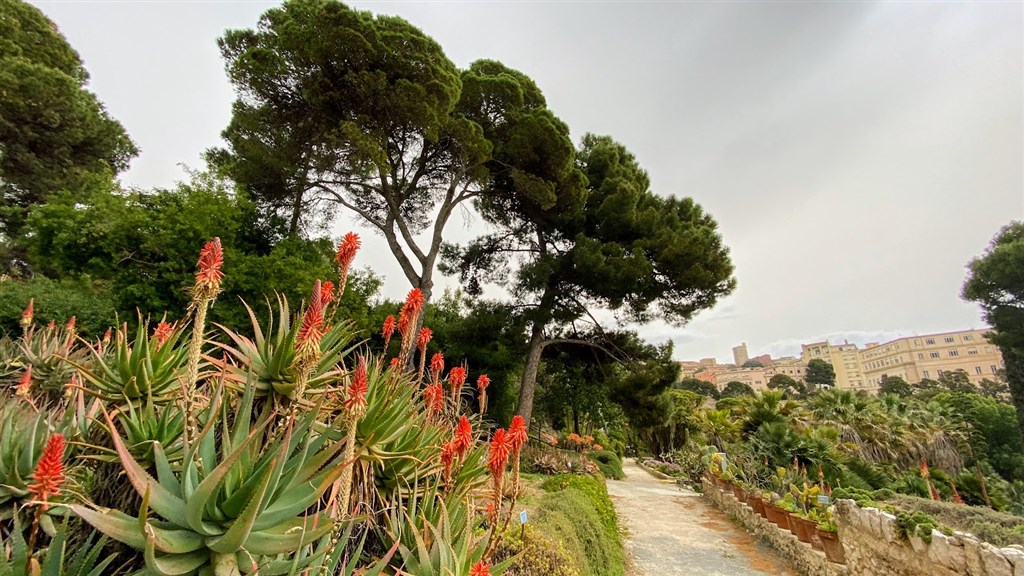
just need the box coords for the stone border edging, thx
[634,459,675,481]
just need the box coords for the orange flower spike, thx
[440,440,456,483]
[488,429,511,478]
[454,415,473,458]
[344,356,369,414]
[295,280,327,368]
[389,357,402,370]
[397,288,425,338]
[320,280,336,306]
[28,434,65,510]
[430,352,444,384]
[477,374,491,394]
[152,321,174,349]
[194,237,224,295]
[16,366,32,397]
[919,459,930,479]
[508,415,528,454]
[424,383,445,415]
[65,316,76,334]
[20,298,33,330]
[335,232,361,271]
[417,327,432,354]
[470,561,491,576]
[382,315,396,349]
[102,327,112,345]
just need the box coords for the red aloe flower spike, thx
[508,415,528,454]
[397,288,425,338]
[424,383,444,416]
[448,365,467,405]
[430,352,444,384]
[295,280,326,359]
[477,373,491,413]
[28,434,65,510]
[488,429,511,478]
[454,415,473,459]
[152,321,174,349]
[47,320,55,330]
[102,327,112,345]
[951,483,964,505]
[470,561,491,576]
[193,237,224,297]
[344,356,369,414]
[389,357,401,369]
[440,440,456,484]
[16,366,32,398]
[382,315,396,349]
[417,327,432,353]
[20,298,33,330]
[335,232,361,294]
[919,459,930,479]
[320,280,336,306]
[65,316,76,334]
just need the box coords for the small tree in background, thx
[879,375,912,397]
[805,358,836,390]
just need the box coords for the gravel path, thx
[607,459,797,576]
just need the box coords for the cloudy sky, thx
[32,0,1023,363]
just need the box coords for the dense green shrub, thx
[888,494,1024,547]
[587,450,625,480]
[535,474,625,576]
[0,276,116,337]
[494,525,579,576]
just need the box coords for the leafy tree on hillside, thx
[979,378,1011,402]
[213,0,575,319]
[0,0,136,262]
[677,377,720,399]
[805,358,836,390]
[767,373,807,398]
[741,359,763,368]
[720,380,755,398]
[879,375,913,397]
[963,221,1024,441]
[445,135,735,425]
[939,369,978,394]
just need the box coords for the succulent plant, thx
[71,382,354,576]
[73,320,189,405]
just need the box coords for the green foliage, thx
[676,377,719,399]
[888,494,1024,546]
[0,276,115,338]
[494,525,578,576]
[879,375,912,397]
[535,475,625,576]
[963,221,1024,441]
[586,450,624,480]
[805,359,836,389]
[0,0,136,249]
[766,374,806,398]
[894,511,943,543]
[720,380,754,399]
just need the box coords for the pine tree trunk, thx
[516,323,546,428]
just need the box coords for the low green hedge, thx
[531,474,625,576]
[587,450,625,480]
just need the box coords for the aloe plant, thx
[0,515,119,576]
[71,381,354,576]
[214,298,358,401]
[73,320,189,405]
[0,400,51,514]
[13,322,87,403]
[87,395,185,469]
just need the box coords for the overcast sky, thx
[31,0,1023,363]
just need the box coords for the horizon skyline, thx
[29,0,1023,362]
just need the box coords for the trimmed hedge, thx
[534,474,625,576]
[587,450,625,480]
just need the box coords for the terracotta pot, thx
[747,494,766,517]
[764,504,788,527]
[817,529,846,564]
[732,484,746,501]
[792,515,819,547]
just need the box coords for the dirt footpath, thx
[607,459,796,576]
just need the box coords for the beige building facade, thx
[801,341,867,391]
[860,329,1003,391]
[715,367,769,391]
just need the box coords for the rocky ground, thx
[607,459,797,576]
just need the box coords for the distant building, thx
[801,341,867,391]
[715,366,768,391]
[860,329,1003,391]
[750,353,773,366]
[764,357,807,382]
[732,343,749,367]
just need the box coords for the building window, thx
[926,338,935,345]
[949,350,959,357]
[975,366,983,375]
[930,352,940,359]
[964,334,973,341]
[968,349,978,355]
[918,353,924,360]
[945,336,955,343]
[914,339,921,346]
[937,370,944,378]
[992,365,998,373]
[923,370,930,379]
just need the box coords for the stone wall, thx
[702,479,1024,576]
[834,499,1024,576]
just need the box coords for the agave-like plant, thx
[0,400,51,515]
[73,320,189,405]
[71,382,353,576]
[214,297,358,401]
[0,514,120,576]
[87,394,186,469]
[12,321,88,402]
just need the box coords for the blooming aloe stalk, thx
[397,289,425,366]
[448,366,467,408]
[292,279,327,401]
[333,355,369,520]
[476,374,491,415]
[507,416,528,495]
[335,232,361,299]
[26,434,65,556]
[186,238,223,394]
[416,327,432,384]
[20,298,33,333]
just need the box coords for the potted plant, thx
[789,482,822,546]
[746,490,767,517]
[815,510,846,564]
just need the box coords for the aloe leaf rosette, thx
[73,320,189,405]
[71,383,351,576]
[213,298,358,401]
